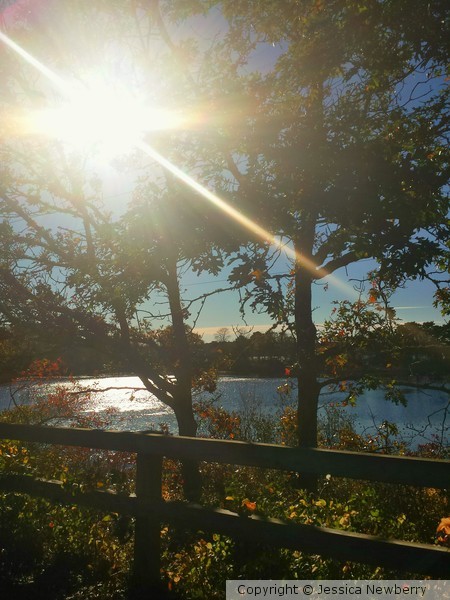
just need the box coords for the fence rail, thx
[0,422,449,594]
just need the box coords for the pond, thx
[0,375,448,449]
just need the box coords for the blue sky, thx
[184,263,444,342]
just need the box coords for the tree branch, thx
[318,251,359,278]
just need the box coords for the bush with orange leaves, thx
[436,517,450,545]
[194,399,241,440]
[0,360,136,598]
[1,358,134,493]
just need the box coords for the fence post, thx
[132,452,163,597]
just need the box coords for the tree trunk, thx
[165,251,201,501]
[165,252,197,436]
[295,232,320,447]
[294,79,324,453]
[173,402,201,501]
[294,227,320,490]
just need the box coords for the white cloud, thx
[393,306,430,310]
[194,324,274,340]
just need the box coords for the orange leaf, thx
[436,517,450,545]
[251,269,265,282]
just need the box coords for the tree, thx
[214,327,231,343]
[1,1,449,461]
[394,321,450,379]
[0,1,239,499]
[163,0,449,447]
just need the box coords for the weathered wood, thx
[1,471,449,578]
[157,503,450,578]
[1,422,449,581]
[0,422,448,489]
[132,452,163,597]
[0,473,137,513]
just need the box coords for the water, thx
[0,376,448,448]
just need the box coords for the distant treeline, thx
[1,321,449,383]
[208,322,450,379]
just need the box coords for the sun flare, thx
[0,30,356,296]
[32,86,182,158]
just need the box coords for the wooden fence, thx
[0,422,449,595]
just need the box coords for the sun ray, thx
[137,142,356,295]
[0,30,68,93]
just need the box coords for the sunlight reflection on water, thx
[76,376,177,432]
[80,376,171,414]
[0,376,448,447]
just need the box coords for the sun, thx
[32,84,182,158]
[0,31,182,157]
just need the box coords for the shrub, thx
[0,366,448,598]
